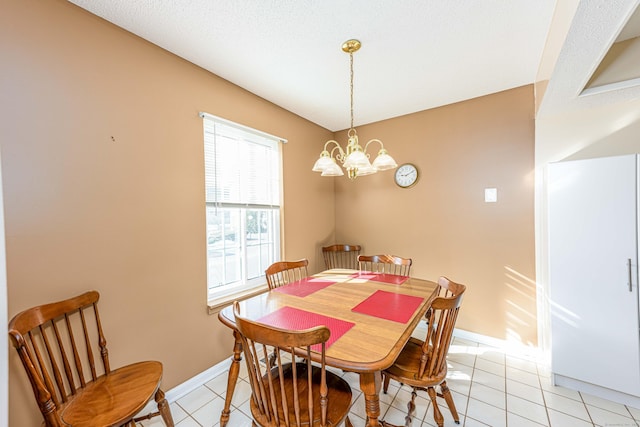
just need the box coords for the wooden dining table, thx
[217,268,439,427]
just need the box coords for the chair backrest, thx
[265,259,309,289]
[357,254,412,276]
[8,291,110,424]
[418,277,466,380]
[322,244,362,270]
[233,302,352,427]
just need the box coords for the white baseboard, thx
[554,374,640,409]
[165,359,231,402]
[453,328,544,360]
[138,357,232,415]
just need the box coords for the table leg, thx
[359,371,383,427]
[359,371,402,427]
[220,329,243,427]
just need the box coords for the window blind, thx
[201,113,283,208]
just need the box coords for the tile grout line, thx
[578,391,598,426]
[503,351,508,427]
[536,361,556,427]
[461,341,478,427]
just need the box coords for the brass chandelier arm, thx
[328,142,346,163]
[322,139,342,152]
[363,139,385,153]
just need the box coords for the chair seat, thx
[383,337,447,388]
[250,363,352,427]
[60,361,163,427]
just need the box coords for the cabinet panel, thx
[549,154,640,396]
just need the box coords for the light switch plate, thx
[485,188,497,203]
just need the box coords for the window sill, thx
[207,285,269,315]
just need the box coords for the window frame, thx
[200,112,286,308]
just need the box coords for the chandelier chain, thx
[349,51,354,131]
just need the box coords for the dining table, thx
[217,268,439,427]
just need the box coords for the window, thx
[201,112,284,303]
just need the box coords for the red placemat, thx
[351,290,424,323]
[257,306,355,350]
[273,277,336,297]
[350,271,409,285]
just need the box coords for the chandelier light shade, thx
[312,39,397,180]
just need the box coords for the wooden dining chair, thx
[264,259,311,366]
[232,301,354,427]
[322,244,362,270]
[357,254,413,276]
[265,259,309,289]
[382,277,466,427]
[8,291,174,427]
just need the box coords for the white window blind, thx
[201,113,284,302]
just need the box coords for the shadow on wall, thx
[504,265,537,349]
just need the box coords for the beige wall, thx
[333,86,537,346]
[1,151,7,427]
[0,1,335,425]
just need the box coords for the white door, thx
[549,154,640,396]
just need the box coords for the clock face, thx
[394,163,419,188]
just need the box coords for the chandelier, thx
[312,39,397,180]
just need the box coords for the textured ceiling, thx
[617,4,640,41]
[539,1,640,117]
[67,0,557,131]
[583,5,640,94]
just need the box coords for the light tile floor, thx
[140,332,640,427]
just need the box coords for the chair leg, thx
[269,348,277,368]
[440,380,460,424]
[426,386,444,427]
[345,416,354,427]
[404,390,417,427]
[382,373,390,393]
[155,388,175,427]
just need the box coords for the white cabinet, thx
[548,154,640,401]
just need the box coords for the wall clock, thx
[394,163,419,188]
